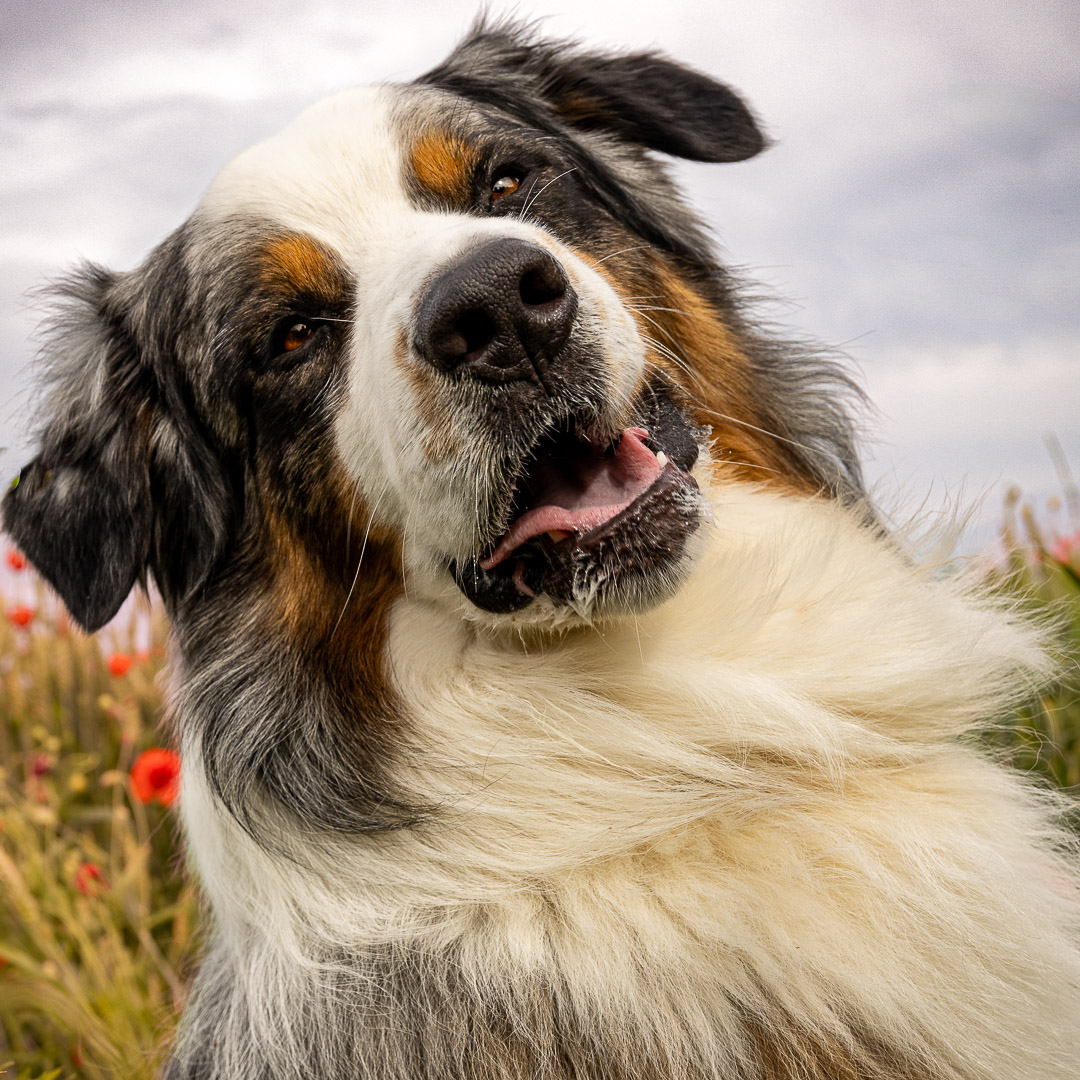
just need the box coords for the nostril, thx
[428,307,497,367]
[456,309,497,361]
[519,264,567,307]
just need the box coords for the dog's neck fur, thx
[171,487,1080,1080]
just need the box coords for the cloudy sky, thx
[3,0,1078,549]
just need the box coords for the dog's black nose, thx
[415,238,578,384]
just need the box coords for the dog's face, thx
[207,84,710,621]
[3,26,863,642]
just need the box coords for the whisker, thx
[519,168,577,218]
[625,305,695,318]
[331,487,386,640]
[640,337,704,389]
[631,309,694,358]
[344,481,359,564]
[587,245,653,267]
[698,407,835,464]
[516,175,542,218]
[473,467,484,588]
[712,456,783,477]
[637,327,707,393]
[400,506,413,602]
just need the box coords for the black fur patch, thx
[1,260,233,631]
[421,21,766,163]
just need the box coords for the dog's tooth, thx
[547,530,571,543]
[656,451,669,468]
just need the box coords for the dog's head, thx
[3,23,865,638]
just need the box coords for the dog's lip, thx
[480,427,673,571]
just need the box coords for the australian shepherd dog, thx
[5,21,1080,1080]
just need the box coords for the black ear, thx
[2,267,152,631]
[3,263,234,631]
[423,22,766,163]
[538,51,766,163]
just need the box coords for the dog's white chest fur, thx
[183,489,1080,1079]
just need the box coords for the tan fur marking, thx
[590,247,820,494]
[265,507,333,638]
[262,467,400,675]
[259,233,347,300]
[392,329,461,462]
[410,131,478,202]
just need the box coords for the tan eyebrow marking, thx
[259,233,347,300]
[409,131,479,202]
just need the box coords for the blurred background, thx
[3,0,1079,548]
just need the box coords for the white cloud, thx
[861,336,1080,543]
[867,338,1080,449]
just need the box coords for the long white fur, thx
[181,482,1080,1079]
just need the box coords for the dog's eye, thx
[281,322,313,352]
[490,172,522,202]
[271,319,321,358]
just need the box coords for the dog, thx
[5,21,1080,1080]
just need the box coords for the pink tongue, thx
[481,428,662,570]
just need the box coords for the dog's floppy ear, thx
[424,22,766,163]
[537,51,766,163]
[3,264,232,631]
[3,267,152,631]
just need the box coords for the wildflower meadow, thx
[1,486,1079,1077]
[0,578,194,1079]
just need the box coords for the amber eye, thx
[280,321,314,353]
[491,173,522,201]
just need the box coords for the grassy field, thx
[983,487,1080,797]
[0,589,194,1079]
[0,492,1078,1078]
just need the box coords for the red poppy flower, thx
[5,550,25,571]
[30,752,53,778]
[1050,529,1080,567]
[107,652,133,677]
[7,605,34,628]
[129,748,181,807]
[74,861,107,896]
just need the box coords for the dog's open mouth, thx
[480,425,670,571]
[453,389,704,614]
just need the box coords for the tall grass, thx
[982,486,1080,798]
[0,581,196,1079]
[0,487,1078,1078]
